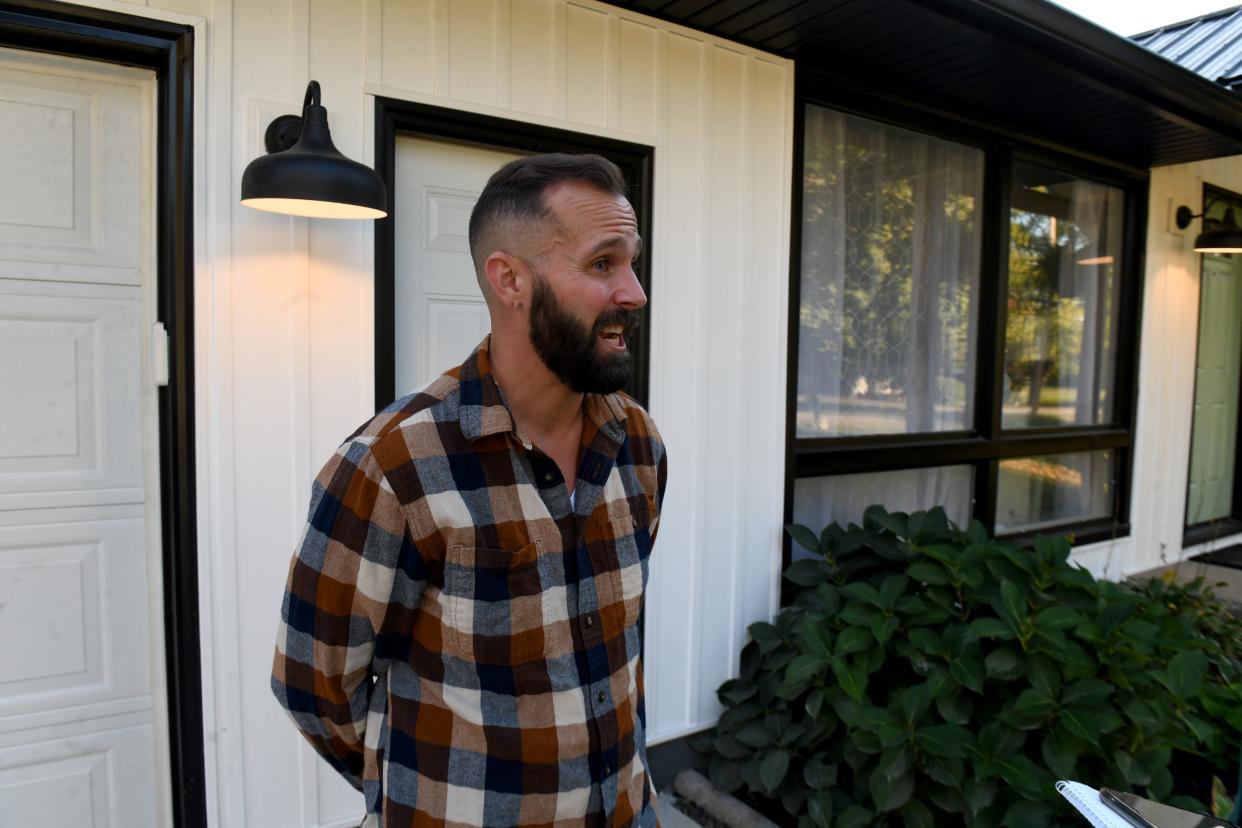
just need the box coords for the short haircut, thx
[468,153,627,273]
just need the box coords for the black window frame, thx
[1183,184,1242,548]
[784,68,1147,577]
[371,98,655,412]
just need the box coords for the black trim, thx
[1183,184,1242,545]
[794,431,1132,478]
[785,71,1147,560]
[372,97,655,412]
[606,0,1242,167]
[781,76,809,598]
[798,67,1149,180]
[1001,517,1131,547]
[0,4,203,827]
[1184,519,1242,550]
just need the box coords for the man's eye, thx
[592,259,609,272]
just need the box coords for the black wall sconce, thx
[1175,199,1242,253]
[240,81,387,219]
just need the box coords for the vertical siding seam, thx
[728,53,753,689]
[654,26,667,145]
[203,3,246,822]
[288,2,314,819]
[495,0,511,110]
[680,33,705,731]
[364,0,383,86]
[433,0,449,98]
[553,0,567,120]
[690,40,712,728]
[606,10,619,130]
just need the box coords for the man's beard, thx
[528,273,640,394]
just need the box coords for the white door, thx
[394,137,526,395]
[1187,251,1242,525]
[0,48,169,827]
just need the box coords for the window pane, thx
[995,451,1114,534]
[1003,162,1123,429]
[1186,201,1242,526]
[792,466,974,543]
[797,105,983,438]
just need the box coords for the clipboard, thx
[1057,780,1239,828]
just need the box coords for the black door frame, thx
[0,3,203,827]
[372,97,655,411]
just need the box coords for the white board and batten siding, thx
[126,0,795,825]
[1105,157,1242,577]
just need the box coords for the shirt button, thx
[597,690,606,704]
[631,515,638,529]
[585,616,594,628]
[603,764,611,777]
[544,472,554,482]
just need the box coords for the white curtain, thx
[797,105,983,439]
[1059,180,1122,425]
[791,466,974,555]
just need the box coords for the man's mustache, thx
[593,308,642,336]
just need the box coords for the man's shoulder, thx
[342,371,464,460]
[611,391,660,435]
[608,391,665,458]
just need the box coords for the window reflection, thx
[1003,162,1123,429]
[996,451,1114,534]
[797,106,984,438]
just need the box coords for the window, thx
[797,107,983,439]
[1003,162,1123,431]
[1184,187,1242,545]
[788,100,1140,554]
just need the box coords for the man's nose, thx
[615,262,647,310]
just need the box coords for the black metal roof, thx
[605,0,1242,169]
[1134,5,1242,91]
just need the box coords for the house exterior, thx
[3,1,1242,826]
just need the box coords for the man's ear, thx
[483,252,528,310]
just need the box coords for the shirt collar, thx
[457,335,628,444]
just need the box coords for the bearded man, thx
[272,153,667,828]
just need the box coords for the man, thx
[272,153,667,828]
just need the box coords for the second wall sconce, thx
[240,80,387,220]
[1176,199,1242,253]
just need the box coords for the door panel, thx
[1187,251,1242,525]
[0,280,143,510]
[0,47,162,828]
[394,137,526,395]
[0,51,146,282]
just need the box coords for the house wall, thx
[1120,157,1242,575]
[55,1,793,826]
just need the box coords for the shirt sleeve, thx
[271,438,422,789]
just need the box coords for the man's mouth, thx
[598,325,627,350]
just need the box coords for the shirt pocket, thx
[444,541,549,664]
[601,503,654,633]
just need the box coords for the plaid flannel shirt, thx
[272,336,667,827]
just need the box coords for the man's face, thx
[525,181,646,394]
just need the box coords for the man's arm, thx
[271,438,419,789]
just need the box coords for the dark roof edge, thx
[1130,4,1242,40]
[936,0,1242,159]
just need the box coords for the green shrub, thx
[700,506,1242,828]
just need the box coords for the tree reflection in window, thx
[797,106,983,437]
[1003,162,1123,429]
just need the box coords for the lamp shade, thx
[240,81,387,219]
[1194,207,1242,254]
